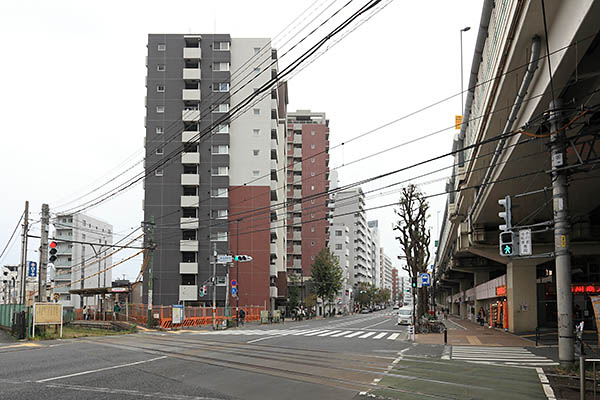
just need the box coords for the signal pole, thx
[38,204,50,302]
[549,99,574,366]
[19,201,29,305]
[145,217,155,329]
[212,242,217,330]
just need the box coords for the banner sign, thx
[590,296,600,347]
[32,302,62,338]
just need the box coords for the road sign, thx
[231,280,237,287]
[420,273,431,287]
[455,115,463,130]
[217,255,233,263]
[172,305,184,325]
[231,287,238,295]
[27,261,37,278]
[519,229,532,256]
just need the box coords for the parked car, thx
[392,304,400,310]
[397,308,413,325]
[360,308,370,314]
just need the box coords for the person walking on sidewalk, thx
[478,307,485,326]
[443,307,448,320]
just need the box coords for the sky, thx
[0,0,482,281]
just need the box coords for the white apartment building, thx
[330,223,352,312]
[380,249,393,290]
[53,213,113,309]
[367,220,381,288]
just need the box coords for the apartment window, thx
[210,231,228,241]
[253,149,260,156]
[335,230,342,236]
[212,166,229,176]
[311,157,315,163]
[311,213,315,218]
[213,104,229,113]
[311,172,315,177]
[253,47,261,55]
[252,170,260,176]
[215,124,229,134]
[211,145,229,154]
[157,84,165,92]
[212,188,228,198]
[335,244,343,250]
[311,130,316,136]
[311,226,315,233]
[311,241,315,247]
[311,185,315,191]
[252,129,260,136]
[156,105,164,113]
[213,62,230,71]
[311,255,315,260]
[214,41,230,51]
[311,199,315,204]
[155,169,164,176]
[157,44,166,51]
[253,108,260,115]
[157,64,165,71]
[156,127,164,134]
[214,210,228,219]
[156,147,164,155]
[214,82,230,92]
[311,144,315,149]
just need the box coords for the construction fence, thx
[72,304,265,330]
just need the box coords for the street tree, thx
[310,248,344,315]
[393,184,431,320]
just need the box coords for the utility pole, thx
[19,201,29,305]
[549,99,574,366]
[235,219,240,327]
[145,216,155,329]
[38,204,49,302]
[212,242,217,330]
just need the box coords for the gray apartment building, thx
[143,34,287,308]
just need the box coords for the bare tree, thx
[393,184,431,320]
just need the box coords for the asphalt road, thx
[0,310,549,399]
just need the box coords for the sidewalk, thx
[415,316,536,347]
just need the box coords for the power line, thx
[26,234,146,250]
[0,211,24,262]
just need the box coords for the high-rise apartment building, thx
[380,248,393,290]
[53,213,113,308]
[391,268,399,303]
[285,110,330,280]
[143,34,287,309]
[367,220,381,288]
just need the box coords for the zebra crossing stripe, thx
[387,333,400,340]
[344,331,365,338]
[331,330,352,337]
[359,332,376,339]
[318,330,341,337]
[304,330,330,336]
[373,332,387,339]
[292,329,319,336]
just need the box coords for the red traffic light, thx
[49,241,57,248]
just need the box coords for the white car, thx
[397,308,413,325]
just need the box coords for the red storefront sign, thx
[496,286,507,296]
[571,284,600,294]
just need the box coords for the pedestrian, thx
[478,307,485,326]
[239,308,245,326]
[281,309,285,323]
[82,305,87,320]
[443,307,448,320]
[113,303,121,321]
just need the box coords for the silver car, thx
[397,308,413,325]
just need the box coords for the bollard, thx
[535,326,539,347]
[444,328,448,345]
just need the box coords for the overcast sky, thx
[0,0,482,281]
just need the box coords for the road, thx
[0,310,550,399]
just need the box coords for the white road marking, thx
[373,332,387,339]
[247,336,282,344]
[304,330,329,336]
[536,367,556,400]
[362,319,390,329]
[331,330,352,337]
[292,329,319,336]
[387,333,400,340]
[318,330,341,337]
[451,346,558,366]
[344,331,365,338]
[36,356,167,383]
[359,332,376,339]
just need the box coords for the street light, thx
[460,26,471,113]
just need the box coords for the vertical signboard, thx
[172,304,184,325]
[590,296,600,347]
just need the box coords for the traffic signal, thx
[199,285,208,297]
[498,195,512,231]
[499,231,516,256]
[49,241,58,263]
[234,255,253,262]
[411,277,417,288]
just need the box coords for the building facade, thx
[367,220,381,288]
[143,34,287,309]
[285,110,330,280]
[380,248,393,290]
[53,213,113,308]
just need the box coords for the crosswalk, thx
[451,346,558,366]
[189,328,402,341]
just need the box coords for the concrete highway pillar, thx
[507,260,538,333]
[459,279,471,318]
[474,270,490,315]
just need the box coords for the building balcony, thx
[293,189,302,198]
[293,245,302,254]
[293,148,302,158]
[270,160,277,173]
[292,203,301,213]
[293,135,302,145]
[182,109,200,121]
[182,89,201,101]
[181,174,199,186]
[271,119,278,133]
[182,130,199,142]
[293,162,302,172]
[54,273,71,281]
[183,68,201,80]
[179,262,198,274]
[270,243,278,256]
[181,152,200,164]
[270,139,278,151]
[293,231,301,241]
[179,285,198,301]
[180,240,198,252]
[183,47,201,59]
[293,259,302,270]
[292,217,301,226]
[269,286,278,298]
[181,196,199,207]
[180,217,198,229]
[54,286,70,294]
